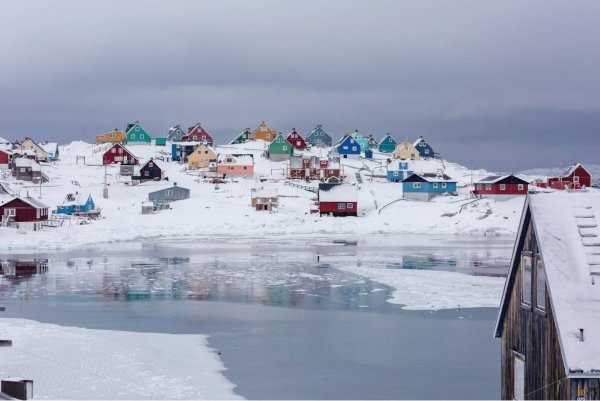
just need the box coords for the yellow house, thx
[187,144,217,169]
[393,139,421,160]
[252,121,278,142]
[21,137,49,161]
[96,130,127,144]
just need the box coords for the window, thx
[282,146,288,151]
[442,182,447,188]
[536,255,545,310]
[36,209,40,218]
[500,184,506,191]
[343,146,348,150]
[140,134,145,139]
[111,148,116,154]
[297,141,301,146]
[352,146,357,151]
[135,127,140,132]
[338,203,346,210]
[261,127,267,132]
[518,184,524,191]
[4,208,15,217]
[486,184,491,190]
[110,133,115,138]
[425,149,430,154]
[201,136,206,140]
[20,167,26,173]
[144,171,149,177]
[433,182,438,188]
[574,176,580,183]
[165,190,173,197]
[477,184,482,190]
[413,182,421,189]
[393,171,399,176]
[346,203,353,208]
[119,148,123,154]
[513,354,525,400]
[522,252,533,306]
[243,166,247,170]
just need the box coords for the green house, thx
[268,133,293,161]
[351,130,369,152]
[155,137,167,146]
[230,128,253,144]
[378,133,397,153]
[125,122,152,143]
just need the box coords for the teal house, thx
[413,136,435,158]
[366,135,378,150]
[125,121,152,143]
[306,125,332,147]
[167,125,186,142]
[57,193,96,215]
[230,128,253,144]
[351,130,369,152]
[378,133,397,153]
[268,133,293,161]
[402,173,457,201]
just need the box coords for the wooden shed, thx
[547,163,592,190]
[148,183,190,203]
[318,183,358,216]
[473,174,530,198]
[0,196,49,231]
[251,188,278,211]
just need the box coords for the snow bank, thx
[0,318,241,400]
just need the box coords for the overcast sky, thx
[1,0,599,171]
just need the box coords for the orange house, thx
[216,154,254,177]
[96,130,127,144]
[252,121,278,142]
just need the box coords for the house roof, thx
[148,185,190,196]
[40,142,58,155]
[563,163,591,178]
[106,144,137,158]
[20,196,49,209]
[252,187,278,198]
[402,173,455,183]
[378,133,396,145]
[23,137,48,155]
[306,125,331,139]
[318,184,358,202]
[14,157,42,171]
[476,174,529,185]
[495,192,600,376]
[413,137,426,147]
[217,154,254,166]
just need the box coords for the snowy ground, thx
[0,318,241,400]
[0,140,532,251]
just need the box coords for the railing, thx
[284,181,318,193]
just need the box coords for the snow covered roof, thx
[413,137,425,147]
[387,159,443,174]
[17,196,49,209]
[40,142,58,155]
[319,184,358,202]
[563,163,590,177]
[378,133,395,145]
[403,173,455,183]
[496,192,600,375]
[217,154,253,166]
[14,157,41,171]
[476,174,529,185]
[252,187,278,198]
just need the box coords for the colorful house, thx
[40,142,59,161]
[155,137,167,146]
[378,133,397,153]
[252,121,278,142]
[21,137,49,161]
[11,157,46,183]
[167,125,186,142]
[494,192,600,400]
[267,133,293,161]
[230,128,253,144]
[547,163,592,190]
[332,134,361,159]
[318,183,358,217]
[0,148,13,169]
[56,193,96,215]
[350,130,369,152]
[187,144,217,169]
[125,122,152,143]
[387,159,444,182]
[393,140,420,160]
[96,129,127,144]
[305,125,332,147]
[102,144,139,165]
[251,187,278,211]
[366,135,378,150]
[473,174,529,198]
[182,123,214,145]
[148,183,190,204]
[287,156,342,181]
[171,143,197,162]
[135,159,165,182]
[286,129,308,150]
[216,154,254,177]
[401,173,457,201]
[0,196,49,231]
[413,136,435,158]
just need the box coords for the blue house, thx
[378,133,397,153]
[332,134,361,159]
[57,193,96,215]
[387,160,413,182]
[167,125,186,142]
[171,143,197,162]
[402,173,457,201]
[306,125,332,147]
[413,136,435,158]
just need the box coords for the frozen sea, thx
[0,234,513,399]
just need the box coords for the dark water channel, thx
[0,234,513,399]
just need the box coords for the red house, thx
[318,183,358,217]
[0,197,49,231]
[473,174,529,197]
[182,123,214,145]
[0,148,13,168]
[288,156,341,180]
[286,129,308,150]
[547,163,592,190]
[102,144,139,165]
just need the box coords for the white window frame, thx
[518,184,524,191]
[433,182,438,188]
[522,252,533,307]
[393,171,399,177]
[413,182,421,189]
[5,208,16,217]
[165,190,173,197]
[352,146,357,151]
[346,203,353,208]
[500,184,506,191]
[282,146,288,151]
[442,182,447,188]
[536,255,545,311]
[337,203,346,210]
[135,127,140,132]
[574,176,580,183]
[486,184,491,190]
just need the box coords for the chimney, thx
[174,182,177,187]
[580,328,585,342]
[317,124,322,128]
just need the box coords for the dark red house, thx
[547,163,592,190]
[473,174,529,197]
[182,123,214,144]
[102,144,139,165]
[288,156,341,180]
[0,148,12,168]
[286,129,308,150]
[0,197,49,231]
[318,183,358,217]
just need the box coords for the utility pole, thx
[103,165,108,198]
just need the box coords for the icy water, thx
[0,234,513,399]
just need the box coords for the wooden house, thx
[230,128,253,144]
[102,144,139,165]
[187,144,217,169]
[306,125,332,147]
[366,135,378,150]
[0,148,13,169]
[494,192,600,400]
[251,188,278,211]
[351,130,369,152]
[40,142,59,161]
[125,122,152,143]
[155,137,167,146]
[393,140,420,160]
[401,173,456,201]
[171,143,197,162]
[148,183,190,203]
[474,175,529,198]
[268,133,293,161]
[0,196,49,231]
[96,129,127,144]
[332,134,360,159]
[287,155,341,181]
[318,183,358,217]
[56,193,96,215]
[21,137,49,161]
[286,129,308,150]
[216,154,254,177]
[547,163,592,190]
[413,136,435,158]
[378,133,397,153]
[182,123,214,145]
[167,125,186,142]
[252,121,277,142]
[11,157,46,183]
[387,159,444,183]
[135,159,165,182]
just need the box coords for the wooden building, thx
[268,133,293,161]
[413,136,435,158]
[96,129,127,144]
[0,196,49,231]
[547,163,592,190]
[251,188,278,211]
[167,125,186,142]
[20,137,49,161]
[331,134,361,159]
[135,159,165,182]
[187,144,217,169]
[148,183,190,203]
[393,140,420,160]
[125,121,152,143]
[0,148,13,169]
[350,130,369,152]
[474,174,529,198]
[318,183,358,217]
[286,129,308,150]
[252,121,277,142]
[230,128,253,144]
[182,123,214,144]
[216,154,254,176]
[287,155,341,181]
[11,157,45,183]
[305,125,332,147]
[102,144,139,165]
[366,134,378,150]
[495,192,600,400]
[401,173,457,201]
